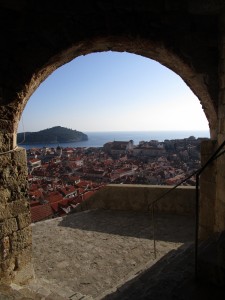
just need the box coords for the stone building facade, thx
[0,0,225,285]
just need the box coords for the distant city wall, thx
[74,184,196,216]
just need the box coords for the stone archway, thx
[0,37,216,285]
[11,37,218,143]
[1,1,225,286]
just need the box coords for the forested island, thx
[17,126,88,144]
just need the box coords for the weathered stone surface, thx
[9,200,30,217]
[17,213,31,230]
[0,257,16,284]
[0,149,28,207]
[0,218,18,239]
[11,227,32,254]
[0,188,11,204]
[15,246,32,270]
[32,210,194,299]
[0,201,30,223]
[0,237,10,260]
[74,184,196,216]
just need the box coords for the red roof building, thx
[31,203,54,223]
[45,191,64,203]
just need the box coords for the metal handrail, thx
[149,140,225,277]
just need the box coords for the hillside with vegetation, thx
[17,126,88,144]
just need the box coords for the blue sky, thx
[18,52,209,133]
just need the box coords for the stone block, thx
[200,140,217,170]
[201,139,216,152]
[0,236,10,259]
[0,204,11,221]
[0,148,28,204]
[9,199,30,217]
[200,167,217,183]
[0,120,13,133]
[216,160,225,176]
[13,262,34,285]
[0,153,11,168]
[0,257,16,284]
[0,133,14,153]
[217,133,225,145]
[219,117,225,133]
[15,245,32,270]
[17,212,31,229]
[0,218,18,239]
[11,148,27,166]
[200,181,216,202]
[10,227,32,253]
[199,194,215,234]
[0,187,11,203]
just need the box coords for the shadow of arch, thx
[12,37,216,140]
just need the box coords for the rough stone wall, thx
[197,10,225,238]
[214,13,225,234]
[0,144,33,284]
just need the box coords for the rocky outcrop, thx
[17,126,88,144]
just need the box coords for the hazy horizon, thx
[18,127,210,134]
[18,52,209,133]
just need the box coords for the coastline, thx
[19,130,210,150]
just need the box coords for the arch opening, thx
[12,37,216,141]
[18,51,209,133]
[0,2,223,290]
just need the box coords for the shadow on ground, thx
[102,244,225,300]
[58,209,195,244]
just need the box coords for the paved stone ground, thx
[31,210,195,299]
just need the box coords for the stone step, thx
[26,279,94,300]
[0,283,66,300]
[198,231,225,286]
[103,235,225,300]
[103,243,195,300]
[0,281,93,300]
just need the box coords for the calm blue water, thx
[19,130,210,150]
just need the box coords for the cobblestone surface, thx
[31,210,195,299]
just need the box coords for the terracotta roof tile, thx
[31,203,53,223]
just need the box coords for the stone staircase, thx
[0,245,195,300]
[102,244,194,300]
[103,241,225,300]
[1,232,225,300]
[0,280,93,300]
[198,231,225,286]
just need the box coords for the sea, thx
[19,130,210,150]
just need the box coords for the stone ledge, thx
[74,184,195,216]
